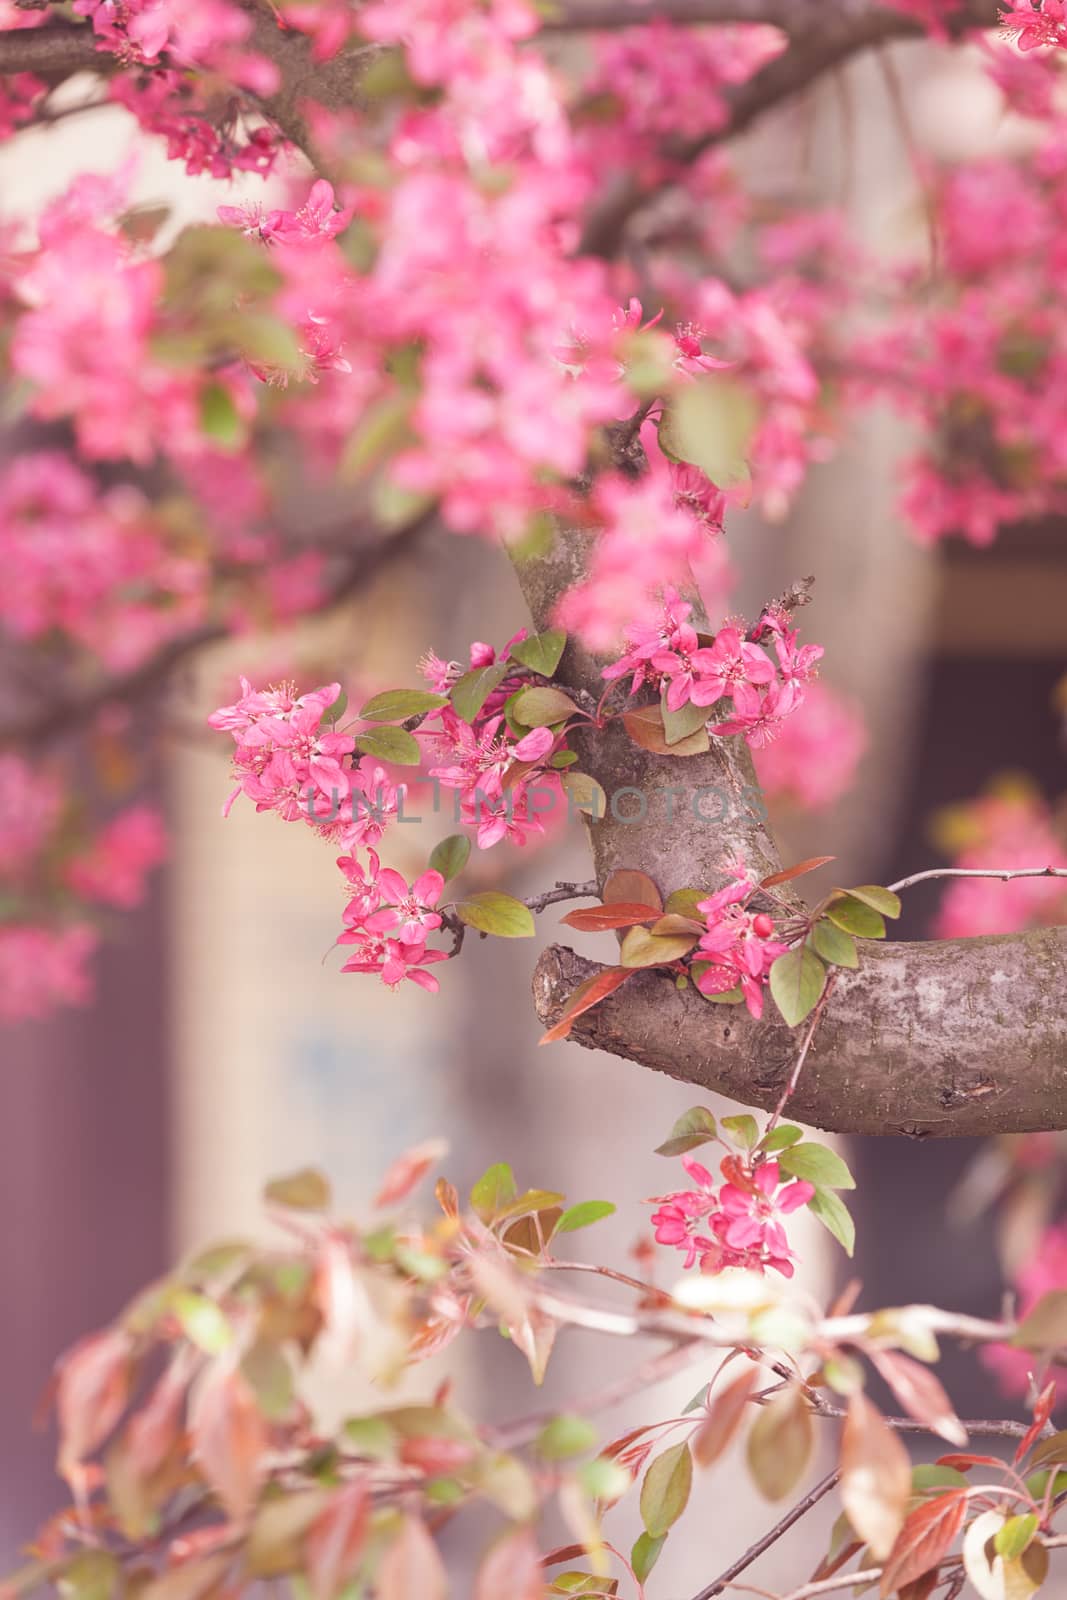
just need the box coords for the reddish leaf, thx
[374,1138,448,1208]
[56,1329,133,1482]
[538,967,634,1045]
[474,1527,544,1600]
[692,1368,757,1468]
[602,869,663,911]
[376,1516,446,1600]
[1014,1379,1057,1464]
[869,1349,966,1448]
[190,1363,268,1521]
[879,1489,968,1597]
[760,856,836,888]
[840,1393,910,1561]
[124,1354,190,1482]
[898,1573,939,1600]
[936,1453,1005,1472]
[560,903,659,932]
[306,1481,369,1600]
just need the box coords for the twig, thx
[777,1573,883,1600]
[489,1339,704,1451]
[524,880,599,914]
[766,972,839,1131]
[691,1471,841,1600]
[888,865,1067,894]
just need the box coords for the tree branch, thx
[693,1471,841,1600]
[578,0,1002,258]
[0,512,432,749]
[512,522,1067,1138]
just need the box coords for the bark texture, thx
[514,539,1067,1140]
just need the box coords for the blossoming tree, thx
[6,0,1067,1595]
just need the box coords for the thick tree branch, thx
[578,0,1002,258]
[0,10,373,154]
[513,526,1067,1138]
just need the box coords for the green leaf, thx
[665,888,706,918]
[631,1533,666,1584]
[769,946,828,1027]
[660,695,710,746]
[264,1168,332,1211]
[320,688,348,726]
[620,925,699,967]
[232,311,302,371]
[510,629,567,678]
[778,1143,856,1191]
[536,1415,598,1461]
[470,1162,518,1221]
[343,1415,396,1460]
[550,749,579,769]
[721,1114,760,1151]
[555,1200,616,1235]
[428,834,471,883]
[760,1124,804,1154]
[811,919,859,969]
[1012,1290,1067,1352]
[199,382,244,450]
[172,1290,232,1354]
[561,770,606,821]
[358,689,448,722]
[640,1442,693,1539]
[845,884,902,919]
[995,1513,1038,1561]
[340,393,413,480]
[579,1457,631,1504]
[455,891,535,938]
[451,662,510,724]
[655,1106,718,1157]
[623,702,710,757]
[354,726,422,766]
[826,894,886,940]
[806,1188,856,1257]
[511,685,579,727]
[240,1340,294,1420]
[658,372,757,490]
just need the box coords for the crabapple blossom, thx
[650,1153,815,1278]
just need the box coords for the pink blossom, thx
[64,807,168,910]
[984,1220,1067,1397]
[650,1153,814,1279]
[364,867,445,943]
[0,923,99,1021]
[338,931,449,992]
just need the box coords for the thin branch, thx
[692,1471,841,1600]
[766,972,839,1131]
[0,510,433,749]
[888,865,1067,894]
[778,1573,883,1600]
[524,879,599,914]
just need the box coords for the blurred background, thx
[1,18,1065,1596]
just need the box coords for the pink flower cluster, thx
[692,865,788,1019]
[754,681,867,813]
[337,852,449,992]
[0,453,207,669]
[1000,0,1067,50]
[72,0,279,92]
[0,753,167,1020]
[651,1153,814,1278]
[0,924,99,1022]
[64,807,168,910]
[603,590,822,752]
[207,678,399,847]
[419,635,567,850]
